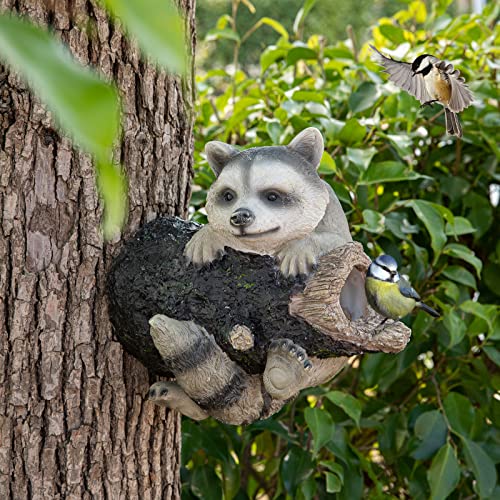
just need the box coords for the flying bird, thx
[365,254,440,323]
[370,45,474,137]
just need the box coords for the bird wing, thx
[370,45,433,104]
[397,277,421,301]
[435,60,474,112]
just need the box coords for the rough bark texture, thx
[107,217,411,376]
[0,0,195,498]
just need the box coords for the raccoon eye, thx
[266,192,280,202]
[222,191,234,202]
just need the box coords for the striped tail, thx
[417,301,440,318]
[444,108,463,137]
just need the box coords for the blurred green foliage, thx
[0,0,185,238]
[183,0,500,498]
[196,0,472,68]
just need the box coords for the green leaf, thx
[386,134,413,158]
[280,446,313,494]
[293,0,317,34]
[320,460,344,481]
[445,217,476,236]
[221,456,240,500]
[460,437,497,498]
[191,466,223,500]
[443,243,482,278]
[443,311,467,347]
[483,346,500,366]
[286,46,318,65]
[266,121,283,143]
[257,17,289,40]
[427,443,460,500]
[291,90,326,103]
[304,407,335,455]
[97,162,128,240]
[325,472,342,493]
[460,301,497,335]
[338,118,366,146]
[325,391,362,426]
[346,147,377,170]
[348,82,380,113]
[206,28,241,42]
[409,1,427,23]
[103,0,186,74]
[300,477,317,500]
[379,24,406,44]
[0,14,119,160]
[406,200,447,260]
[442,266,477,289]
[260,46,288,72]
[378,413,407,463]
[360,162,427,185]
[412,410,448,460]
[361,209,385,234]
[443,392,475,437]
[318,151,337,174]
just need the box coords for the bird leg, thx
[421,100,438,108]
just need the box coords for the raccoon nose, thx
[230,208,254,227]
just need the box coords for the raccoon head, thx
[204,128,330,254]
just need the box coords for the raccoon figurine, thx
[185,127,352,277]
[147,128,365,424]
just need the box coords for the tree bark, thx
[0,0,195,498]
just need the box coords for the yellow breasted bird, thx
[370,46,474,137]
[365,255,440,322]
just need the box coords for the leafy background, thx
[0,0,498,498]
[183,0,500,498]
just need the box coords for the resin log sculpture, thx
[107,217,411,424]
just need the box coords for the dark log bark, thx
[107,217,411,377]
[0,0,195,498]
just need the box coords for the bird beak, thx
[412,71,416,76]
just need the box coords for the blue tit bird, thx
[370,46,473,137]
[365,255,440,323]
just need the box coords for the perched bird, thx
[365,254,440,322]
[370,45,473,137]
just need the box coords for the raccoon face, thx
[204,128,330,253]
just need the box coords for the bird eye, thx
[266,192,280,202]
[223,191,234,202]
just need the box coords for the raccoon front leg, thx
[276,236,322,277]
[277,182,352,277]
[184,224,228,265]
[148,381,208,421]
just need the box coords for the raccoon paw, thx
[184,227,226,265]
[276,240,318,277]
[148,381,208,421]
[264,339,312,400]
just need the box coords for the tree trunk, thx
[0,0,195,498]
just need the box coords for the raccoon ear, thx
[205,141,240,176]
[287,127,324,169]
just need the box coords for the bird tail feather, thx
[417,302,440,318]
[445,108,463,137]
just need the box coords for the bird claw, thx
[421,100,438,108]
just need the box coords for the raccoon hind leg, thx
[149,314,260,421]
[148,381,208,421]
[263,339,312,400]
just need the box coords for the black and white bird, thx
[370,45,474,137]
